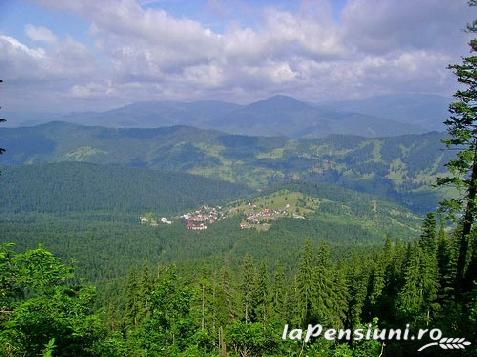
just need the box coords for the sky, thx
[0,0,474,112]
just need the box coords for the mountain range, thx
[5,94,450,138]
[0,121,451,213]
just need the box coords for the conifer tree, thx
[418,213,440,322]
[366,238,397,322]
[419,213,437,255]
[124,269,141,328]
[397,242,439,324]
[333,262,349,327]
[367,255,386,311]
[240,254,257,323]
[437,225,457,302]
[214,261,236,329]
[315,242,343,326]
[346,257,370,329]
[397,244,424,321]
[297,240,316,325]
[195,270,213,332]
[271,263,287,323]
[437,1,477,292]
[255,262,269,323]
[137,265,154,324]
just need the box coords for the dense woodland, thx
[0,162,252,215]
[0,217,476,356]
[0,172,420,281]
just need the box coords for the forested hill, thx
[0,168,422,281]
[0,162,253,215]
[0,121,450,212]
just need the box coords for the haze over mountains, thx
[5,94,449,138]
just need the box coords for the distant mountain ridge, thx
[319,94,450,131]
[5,94,450,138]
[64,100,241,128]
[206,95,423,138]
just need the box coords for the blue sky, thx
[0,0,472,112]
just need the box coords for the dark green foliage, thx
[396,243,438,324]
[0,170,421,283]
[1,219,477,356]
[0,244,104,357]
[240,255,258,323]
[0,162,252,215]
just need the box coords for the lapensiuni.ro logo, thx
[281,324,472,352]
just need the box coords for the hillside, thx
[226,187,420,234]
[0,121,451,212]
[0,162,253,215]
[0,174,421,281]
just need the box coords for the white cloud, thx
[0,33,99,81]
[341,0,471,55]
[25,24,57,43]
[0,35,47,80]
[70,81,116,98]
[0,0,471,111]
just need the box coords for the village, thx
[139,190,316,232]
[239,203,306,231]
[181,205,227,231]
[139,214,172,227]
[139,205,228,231]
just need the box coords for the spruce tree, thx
[315,242,343,326]
[215,262,235,329]
[419,213,437,255]
[333,261,349,328]
[195,269,213,332]
[240,254,257,323]
[418,213,440,323]
[134,265,154,325]
[437,1,477,293]
[124,269,141,328]
[346,257,370,329]
[368,238,398,323]
[397,244,424,322]
[437,225,457,302]
[271,263,287,323]
[397,242,439,325]
[297,240,316,325]
[255,262,269,323]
